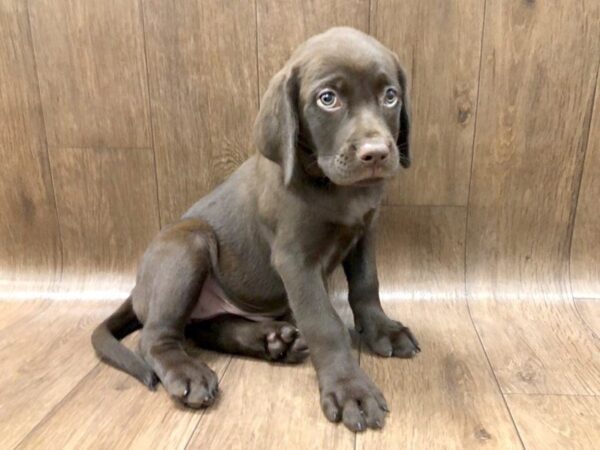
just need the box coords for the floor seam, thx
[25,0,64,289]
[138,0,163,230]
[567,50,600,308]
[183,355,233,450]
[461,1,526,448]
[503,392,600,398]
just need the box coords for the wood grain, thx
[143,0,258,225]
[257,0,369,95]
[571,70,600,298]
[469,300,600,395]
[28,0,150,148]
[466,0,600,398]
[186,357,354,450]
[506,394,600,450]
[186,282,356,450]
[0,0,60,296]
[49,147,159,295]
[575,299,600,336]
[358,207,522,449]
[19,334,231,450]
[0,300,47,330]
[466,0,600,300]
[0,300,115,449]
[371,0,484,206]
[376,206,467,300]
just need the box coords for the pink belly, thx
[190,275,289,322]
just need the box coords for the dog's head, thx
[254,27,411,187]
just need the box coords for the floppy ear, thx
[397,66,411,168]
[253,67,299,186]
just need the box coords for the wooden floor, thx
[0,208,598,450]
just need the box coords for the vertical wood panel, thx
[571,70,600,298]
[467,0,600,397]
[144,0,258,225]
[467,0,600,300]
[0,0,60,294]
[28,0,150,148]
[50,148,159,292]
[377,206,467,300]
[257,0,369,96]
[371,0,485,206]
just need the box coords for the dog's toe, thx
[163,362,219,408]
[265,323,309,363]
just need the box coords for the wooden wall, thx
[1,0,599,302]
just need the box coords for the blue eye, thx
[320,91,335,105]
[383,88,398,107]
[317,89,340,110]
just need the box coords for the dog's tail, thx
[91,296,158,388]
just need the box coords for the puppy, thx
[93,27,419,432]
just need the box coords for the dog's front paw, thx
[162,360,219,408]
[319,367,388,432]
[359,315,420,358]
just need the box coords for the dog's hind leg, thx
[186,315,309,363]
[134,219,219,408]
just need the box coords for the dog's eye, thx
[383,88,398,107]
[317,90,340,110]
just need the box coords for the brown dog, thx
[92,27,419,432]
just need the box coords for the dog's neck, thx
[296,142,331,186]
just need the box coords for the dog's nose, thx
[356,140,390,164]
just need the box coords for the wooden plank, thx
[466,0,600,397]
[28,0,150,148]
[466,0,600,300]
[49,147,159,295]
[0,300,49,330]
[376,206,467,300]
[571,71,600,298]
[143,0,258,224]
[19,338,231,450]
[0,0,60,295]
[506,394,600,450]
[186,356,354,450]
[0,300,116,449]
[371,0,484,206]
[257,0,369,95]
[358,207,522,449]
[469,301,600,395]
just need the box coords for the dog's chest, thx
[320,208,375,274]
[320,227,361,274]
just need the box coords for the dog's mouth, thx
[353,176,386,186]
[352,166,390,186]
[317,155,396,186]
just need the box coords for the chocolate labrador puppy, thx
[92,27,419,432]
